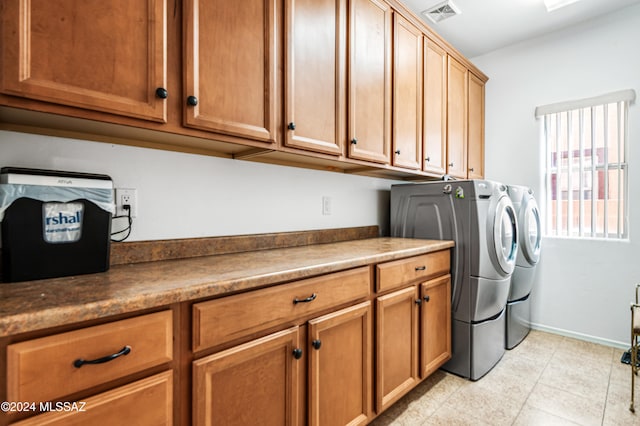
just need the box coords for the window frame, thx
[535,90,635,240]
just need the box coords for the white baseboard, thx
[530,322,628,350]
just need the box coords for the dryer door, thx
[520,197,541,265]
[492,195,518,275]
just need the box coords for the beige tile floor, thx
[370,330,640,425]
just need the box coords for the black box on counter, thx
[0,167,114,283]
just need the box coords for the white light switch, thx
[322,196,332,215]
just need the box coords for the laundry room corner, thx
[471,2,640,347]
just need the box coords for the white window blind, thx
[535,90,635,239]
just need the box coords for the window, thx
[536,90,635,239]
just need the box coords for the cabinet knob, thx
[395,150,401,155]
[423,295,430,302]
[448,162,454,167]
[469,167,475,172]
[415,299,422,305]
[351,138,358,145]
[425,156,430,162]
[155,87,168,99]
[292,348,303,359]
[312,339,322,350]
[186,95,198,106]
[288,122,296,130]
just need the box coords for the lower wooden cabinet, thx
[308,302,372,426]
[420,275,452,378]
[375,286,419,412]
[193,302,373,426]
[375,254,452,416]
[2,252,451,426]
[12,371,173,426]
[3,311,175,425]
[6,311,173,403]
[193,327,302,426]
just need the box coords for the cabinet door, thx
[193,327,302,426]
[0,0,167,122]
[375,286,419,412]
[284,0,346,155]
[184,0,277,144]
[308,302,372,426]
[468,72,485,179]
[420,275,452,378]
[423,39,447,175]
[446,56,468,179]
[348,0,392,164]
[392,14,422,170]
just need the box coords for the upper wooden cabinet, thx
[446,56,469,179]
[183,0,278,144]
[348,0,392,164]
[446,56,486,179]
[0,0,486,180]
[0,0,168,122]
[468,72,485,179]
[284,0,346,155]
[392,14,423,170]
[423,39,447,175]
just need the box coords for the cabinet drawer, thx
[193,266,371,352]
[376,250,450,292]
[7,310,173,403]
[13,371,173,425]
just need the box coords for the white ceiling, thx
[400,0,640,58]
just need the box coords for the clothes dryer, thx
[391,180,518,380]
[505,185,541,349]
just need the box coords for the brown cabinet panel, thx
[468,72,485,179]
[375,286,419,412]
[308,302,372,426]
[420,275,452,378]
[348,0,392,164]
[193,327,302,426]
[13,371,173,426]
[284,0,346,155]
[7,311,173,403]
[183,0,277,143]
[193,267,371,352]
[1,0,168,122]
[423,39,447,175]
[376,250,450,293]
[392,14,423,170]
[446,56,468,179]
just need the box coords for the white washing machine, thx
[391,180,519,380]
[505,185,541,349]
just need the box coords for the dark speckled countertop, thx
[0,237,453,338]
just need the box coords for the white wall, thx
[473,3,640,347]
[0,130,397,240]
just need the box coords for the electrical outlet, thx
[115,188,137,218]
[322,196,331,215]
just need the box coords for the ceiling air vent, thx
[421,0,461,24]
